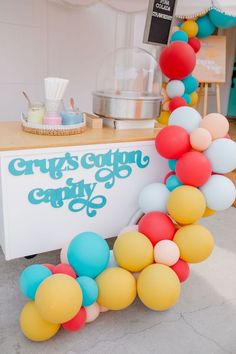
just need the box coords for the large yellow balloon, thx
[189,91,198,107]
[167,186,206,225]
[96,267,136,310]
[113,231,154,272]
[158,110,170,125]
[35,274,82,324]
[173,224,214,263]
[181,20,198,38]
[20,301,60,341]
[137,264,180,311]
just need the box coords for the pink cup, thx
[43,115,62,125]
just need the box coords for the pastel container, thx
[61,111,84,125]
[43,115,62,125]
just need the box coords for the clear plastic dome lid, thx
[95,47,162,99]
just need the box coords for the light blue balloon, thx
[166,175,183,191]
[67,232,110,278]
[107,250,118,268]
[182,93,191,105]
[168,159,177,171]
[19,264,52,300]
[209,9,236,29]
[170,30,188,43]
[196,15,216,38]
[182,75,198,94]
[76,276,98,306]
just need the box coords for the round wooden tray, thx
[21,115,86,136]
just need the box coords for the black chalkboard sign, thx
[143,0,177,46]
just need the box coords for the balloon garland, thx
[18,15,236,342]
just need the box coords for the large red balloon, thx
[159,42,196,80]
[171,259,190,282]
[54,263,77,279]
[169,97,187,112]
[138,211,176,246]
[155,126,191,159]
[188,37,201,53]
[176,151,212,187]
[62,307,86,331]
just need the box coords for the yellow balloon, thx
[35,274,82,324]
[137,264,180,311]
[173,224,214,263]
[189,91,198,107]
[181,20,198,38]
[167,186,206,225]
[113,231,154,272]
[158,110,170,125]
[96,267,136,310]
[20,301,60,341]
[203,207,216,217]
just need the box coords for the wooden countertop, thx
[0,121,159,152]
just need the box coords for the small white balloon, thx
[118,224,138,236]
[166,80,185,98]
[200,175,236,211]
[204,138,236,173]
[107,250,118,268]
[169,106,202,133]
[138,183,170,214]
[154,240,180,266]
[60,242,70,264]
[85,303,100,323]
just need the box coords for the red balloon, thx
[54,263,77,278]
[43,263,56,273]
[169,97,187,112]
[176,151,212,187]
[155,126,191,159]
[188,37,201,53]
[62,307,86,331]
[164,171,175,184]
[171,259,190,282]
[159,42,196,80]
[138,211,176,246]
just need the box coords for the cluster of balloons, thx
[158,11,228,126]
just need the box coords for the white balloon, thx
[204,138,236,173]
[107,250,118,268]
[200,175,236,211]
[166,80,185,98]
[60,242,70,264]
[138,183,170,214]
[169,106,202,133]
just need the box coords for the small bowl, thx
[61,111,84,125]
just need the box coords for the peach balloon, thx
[85,303,100,323]
[154,240,180,266]
[162,100,170,111]
[200,113,229,140]
[190,128,212,151]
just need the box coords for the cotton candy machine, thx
[93,47,162,120]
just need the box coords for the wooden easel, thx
[197,82,221,116]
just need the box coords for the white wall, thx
[0,0,152,121]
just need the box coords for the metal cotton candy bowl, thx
[93,47,162,120]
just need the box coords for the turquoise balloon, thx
[182,75,198,94]
[209,9,236,29]
[19,264,52,300]
[67,232,110,278]
[182,93,191,105]
[166,175,183,191]
[170,30,188,43]
[76,276,98,306]
[168,159,177,171]
[196,15,216,38]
